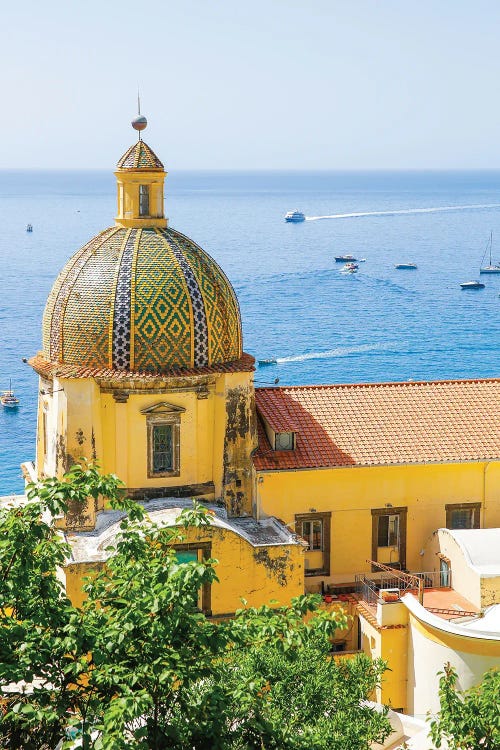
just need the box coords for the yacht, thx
[284,210,306,223]
[334,254,357,263]
[395,263,417,270]
[480,232,500,274]
[1,381,19,408]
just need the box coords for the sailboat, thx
[1,380,20,408]
[479,232,500,274]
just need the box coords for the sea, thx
[1,169,500,494]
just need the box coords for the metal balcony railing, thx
[355,567,452,607]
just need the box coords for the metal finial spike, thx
[132,89,147,140]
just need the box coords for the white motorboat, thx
[284,210,305,223]
[460,280,485,289]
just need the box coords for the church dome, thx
[40,117,244,376]
[42,225,242,374]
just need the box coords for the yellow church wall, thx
[204,530,303,615]
[63,524,304,616]
[220,370,258,516]
[36,369,256,509]
[257,461,498,582]
[36,377,102,480]
[212,373,228,498]
[100,388,215,492]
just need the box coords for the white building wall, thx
[406,613,500,716]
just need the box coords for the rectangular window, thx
[371,507,407,571]
[377,514,400,547]
[146,415,180,478]
[173,544,212,615]
[301,519,323,550]
[139,184,150,216]
[446,503,480,530]
[295,512,331,576]
[274,432,295,450]
[152,424,173,473]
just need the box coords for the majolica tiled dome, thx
[42,226,242,373]
[116,140,164,170]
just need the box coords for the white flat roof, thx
[447,527,500,576]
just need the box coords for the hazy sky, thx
[4,0,500,170]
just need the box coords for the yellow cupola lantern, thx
[115,113,167,229]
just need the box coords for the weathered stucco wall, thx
[64,523,304,616]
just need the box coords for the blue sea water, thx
[1,169,499,494]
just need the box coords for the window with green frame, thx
[173,545,212,614]
[152,423,173,473]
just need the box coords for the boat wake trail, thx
[306,203,500,221]
[277,343,391,364]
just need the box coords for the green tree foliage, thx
[0,465,392,749]
[429,663,500,750]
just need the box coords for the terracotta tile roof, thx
[29,352,255,381]
[408,589,479,619]
[254,379,500,470]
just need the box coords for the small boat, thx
[460,281,485,289]
[284,210,305,223]
[26,223,33,232]
[395,263,417,270]
[258,358,277,366]
[341,262,358,274]
[479,232,500,274]
[334,254,357,262]
[1,381,20,408]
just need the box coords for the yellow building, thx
[25,116,500,714]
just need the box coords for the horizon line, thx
[5,166,500,173]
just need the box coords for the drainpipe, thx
[483,461,492,528]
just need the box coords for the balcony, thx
[354,568,450,610]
